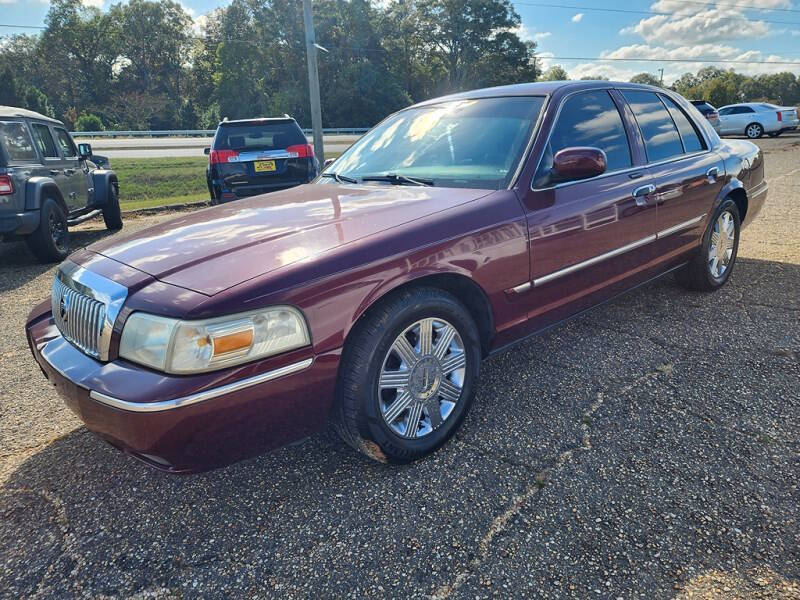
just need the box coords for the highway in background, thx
[87,134,362,158]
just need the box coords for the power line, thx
[540,54,800,64]
[0,24,46,30]
[513,2,800,26]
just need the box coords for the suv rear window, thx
[0,121,37,162]
[213,121,307,151]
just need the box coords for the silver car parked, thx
[717,102,799,139]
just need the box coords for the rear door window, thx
[54,127,78,158]
[31,123,59,158]
[0,121,38,162]
[214,122,307,151]
[623,91,684,163]
[534,90,632,188]
[659,95,705,153]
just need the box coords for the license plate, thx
[254,160,276,172]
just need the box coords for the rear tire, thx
[26,198,70,263]
[745,122,763,139]
[102,183,123,231]
[674,198,740,292]
[333,287,481,463]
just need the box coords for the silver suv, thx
[0,106,122,262]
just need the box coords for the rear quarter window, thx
[0,121,38,162]
[214,122,307,151]
[660,95,706,153]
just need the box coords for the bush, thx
[75,113,104,132]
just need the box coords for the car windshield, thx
[214,121,307,151]
[323,96,545,190]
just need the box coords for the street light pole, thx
[302,0,324,161]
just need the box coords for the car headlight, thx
[119,306,310,374]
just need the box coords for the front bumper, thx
[0,210,39,237]
[26,304,341,472]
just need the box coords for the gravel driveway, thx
[1,136,798,598]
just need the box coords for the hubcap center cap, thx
[408,356,442,400]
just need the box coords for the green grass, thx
[113,153,343,211]
[113,157,209,210]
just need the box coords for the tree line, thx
[1,0,798,131]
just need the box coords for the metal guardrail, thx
[70,128,369,137]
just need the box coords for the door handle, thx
[632,184,655,207]
[49,169,61,175]
[706,166,719,182]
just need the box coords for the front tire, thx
[26,198,70,263]
[674,198,740,292]
[745,122,764,139]
[333,287,481,463]
[102,183,123,231]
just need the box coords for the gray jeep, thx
[0,106,122,262]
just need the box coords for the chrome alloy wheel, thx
[746,123,762,138]
[378,318,466,439]
[709,210,735,278]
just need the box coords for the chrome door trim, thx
[533,234,657,287]
[88,358,314,412]
[517,213,706,289]
[655,214,705,239]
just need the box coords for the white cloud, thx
[509,24,551,42]
[568,62,640,81]
[81,0,105,7]
[571,13,584,23]
[193,14,209,36]
[622,9,770,46]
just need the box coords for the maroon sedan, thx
[26,81,767,471]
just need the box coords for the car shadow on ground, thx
[1,257,798,597]
[0,219,114,293]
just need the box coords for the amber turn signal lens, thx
[212,328,254,356]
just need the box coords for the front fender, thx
[90,170,117,207]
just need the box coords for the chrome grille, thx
[50,261,128,361]
[52,276,106,358]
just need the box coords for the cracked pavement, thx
[1,135,799,598]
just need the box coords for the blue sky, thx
[3,0,800,83]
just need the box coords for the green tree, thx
[75,112,104,131]
[629,72,661,86]
[540,65,568,81]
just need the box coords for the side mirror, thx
[78,143,93,159]
[203,147,211,155]
[323,157,336,169]
[552,147,607,182]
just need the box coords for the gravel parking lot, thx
[1,135,798,598]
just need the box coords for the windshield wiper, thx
[360,173,434,186]
[321,172,358,184]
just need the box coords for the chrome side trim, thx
[656,214,705,239]
[511,282,532,294]
[533,234,657,287]
[519,213,707,290]
[88,358,314,412]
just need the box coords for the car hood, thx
[90,183,492,296]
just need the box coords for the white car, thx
[717,102,799,139]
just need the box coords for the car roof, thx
[218,117,296,126]
[0,105,62,124]
[409,80,668,109]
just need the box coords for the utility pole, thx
[302,0,324,161]
[658,68,664,86]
